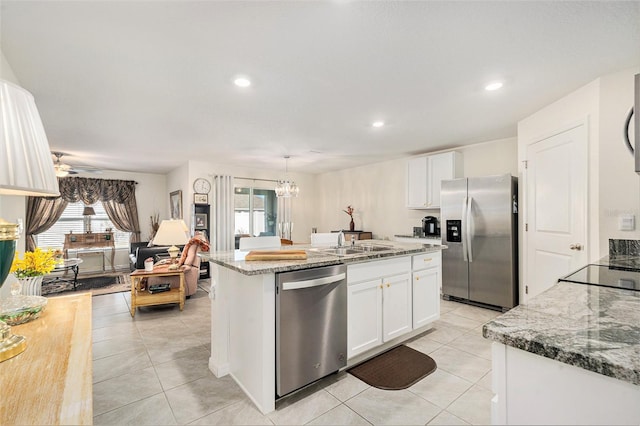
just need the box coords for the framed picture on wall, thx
[170,190,183,219]
[194,193,208,204]
[195,213,208,229]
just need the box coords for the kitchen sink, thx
[317,244,394,256]
[356,244,393,252]
[319,247,362,256]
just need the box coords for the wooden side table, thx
[129,266,185,317]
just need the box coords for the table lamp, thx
[0,79,60,362]
[82,206,96,233]
[152,219,189,270]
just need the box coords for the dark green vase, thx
[0,239,16,288]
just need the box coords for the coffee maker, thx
[422,216,439,236]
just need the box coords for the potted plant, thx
[10,248,56,296]
[343,205,355,232]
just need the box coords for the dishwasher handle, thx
[282,273,346,291]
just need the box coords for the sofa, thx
[129,242,185,271]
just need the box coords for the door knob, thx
[570,243,583,251]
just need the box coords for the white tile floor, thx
[92,285,500,425]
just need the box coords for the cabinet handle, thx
[379,284,383,289]
[416,276,419,280]
[386,283,390,288]
[423,258,432,262]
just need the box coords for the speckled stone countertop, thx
[483,280,640,386]
[203,240,444,276]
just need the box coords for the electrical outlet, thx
[618,214,635,231]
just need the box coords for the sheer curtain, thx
[277,196,293,241]
[212,175,234,251]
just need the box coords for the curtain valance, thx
[57,177,136,204]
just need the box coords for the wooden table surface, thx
[0,293,92,425]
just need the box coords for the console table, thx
[63,232,115,272]
[0,293,92,424]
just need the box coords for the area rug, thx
[347,345,437,390]
[42,273,130,297]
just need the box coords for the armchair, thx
[146,242,201,297]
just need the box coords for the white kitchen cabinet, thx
[406,151,463,209]
[407,156,428,208]
[347,279,383,357]
[412,251,441,329]
[347,257,412,359]
[382,272,412,341]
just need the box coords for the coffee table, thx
[129,265,185,317]
[42,258,83,291]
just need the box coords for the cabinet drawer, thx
[347,256,411,284]
[412,251,441,270]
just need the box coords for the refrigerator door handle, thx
[467,196,474,262]
[462,196,468,261]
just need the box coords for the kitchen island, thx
[206,240,444,414]
[483,258,640,425]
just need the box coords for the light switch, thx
[618,214,635,231]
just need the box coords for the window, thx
[234,187,277,236]
[36,202,130,249]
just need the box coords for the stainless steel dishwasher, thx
[276,264,347,397]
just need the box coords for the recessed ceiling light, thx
[372,121,385,128]
[234,77,251,88]
[485,81,503,91]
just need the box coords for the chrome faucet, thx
[337,230,345,247]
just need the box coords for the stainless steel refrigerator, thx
[441,174,518,311]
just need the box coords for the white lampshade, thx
[153,219,189,246]
[0,79,59,196]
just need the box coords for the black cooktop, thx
[559,264,640,291]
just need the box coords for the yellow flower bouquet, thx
[10,248,56,278]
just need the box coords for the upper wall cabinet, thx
[407,152,463,209]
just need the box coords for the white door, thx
[347,279,383,359]
[526,124,587,301]
[382,273,412,342]
[413,267,440,329]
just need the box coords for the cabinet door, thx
[413,267,441,329]
[407,157,428,208]
[428,152,456,208]
[347,279,383,359]
[382,273,412,342]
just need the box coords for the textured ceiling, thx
[1,1,639,174]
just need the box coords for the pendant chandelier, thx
[275,156,299,198]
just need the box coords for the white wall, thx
[598,68,640,252]
[518,66,640,264]
[1,51,20,85]
[518,79,601,265]
[185,160,317,244]
[314,137,519,240]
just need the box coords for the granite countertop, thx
[483,281,640,386]
[203,240,444,276]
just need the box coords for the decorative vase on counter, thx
[349,219,355,232]
[16,276,44,296]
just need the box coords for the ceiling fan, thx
[52,152,102,177]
